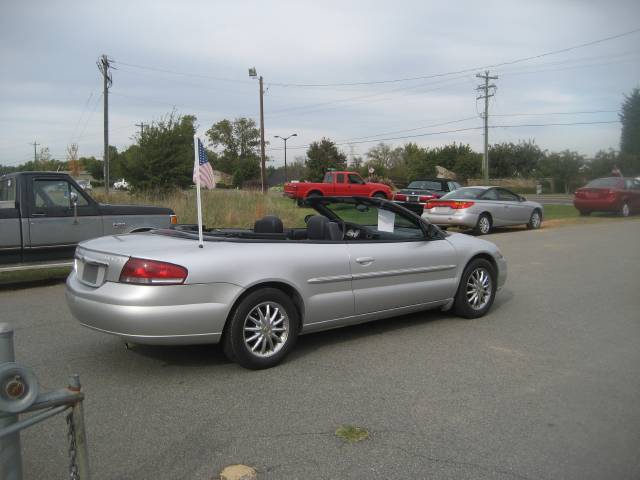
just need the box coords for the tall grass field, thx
[93,189,312,229]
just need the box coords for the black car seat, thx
[306,215,342,241]
[253,215,284,234]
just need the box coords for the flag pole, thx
[193,135,204,249]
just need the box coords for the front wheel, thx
[526,210,542,229]
[453,258,497,319]
[223,288,299,369]
[473,214,492,235]
[621,202,630,217]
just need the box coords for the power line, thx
[266,28,640,87]
[113,61,252,85]
[267,120,620,151]
[112,28,640,89]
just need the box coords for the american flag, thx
[193,138,215,189]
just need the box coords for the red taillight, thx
[419,194,436,202]
[395,193,407,201]
[119,258,188,285]
[426,201,475,209]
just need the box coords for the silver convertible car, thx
[422,186,544,235]
[66,197,507,369]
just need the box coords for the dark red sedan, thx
[574,177,640,217]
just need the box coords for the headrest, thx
[254,215,284,234]
[307,215,330,240]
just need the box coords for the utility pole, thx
[97,55,113,194]
[249,67,267,193]
[476,70,498,182]
[30,141,40,163]
[258,76,266,193]
[135,122,146,138]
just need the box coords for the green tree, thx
[365,143,403,177]
[305,138,347,181]
[620,87,640,156]
[80,156,103,180]
[453,152,482,182]
[206,117,261,186]
[124,113,198,191]
[539,150,584,193]
[489,141,543,178]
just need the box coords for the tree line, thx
[1,88,638,193]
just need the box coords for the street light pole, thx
[274,133,297,183]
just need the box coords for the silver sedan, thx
[422,186,544,235]
[66,196,507,369]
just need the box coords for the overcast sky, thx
[1,0,639,168]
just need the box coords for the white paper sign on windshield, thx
[378,209,395,232]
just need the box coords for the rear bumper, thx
[65,273,242,345]
[573,198,620,211]
[422,211,479,228]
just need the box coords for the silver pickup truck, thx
[0,172,176,269]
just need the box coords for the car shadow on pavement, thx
[124,343,232,368]
[122,291,515,368]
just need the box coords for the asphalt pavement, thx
[2,219,639,480]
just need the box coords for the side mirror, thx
[70,191,79,224]
[304,214,314,224]
[519,196,526,202]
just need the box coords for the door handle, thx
[31,213,46,217]
[113,222,127,228]
[356,257,375,265]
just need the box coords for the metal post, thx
[0,323,22,480]
[68,375,90,480]
[283,137,288,183]
[259,76,266,194]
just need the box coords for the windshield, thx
[440,187,485,200]
[321,199,425,240]
[585,177,623,188]
[406,181,443,191]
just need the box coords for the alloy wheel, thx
[243,302,289,357]
[531,211,541,228]
[466,267,492,311]
[479,216,490,234]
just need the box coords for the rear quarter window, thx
[0,178,16,207]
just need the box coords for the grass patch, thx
[94,189,312,229]
[335,425,369,443]
[542,205,580,220]
[0,267,71,287]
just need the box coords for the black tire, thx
[579,210,591,216]
[453,258,497,319]
[620,202,630,217]
[526,209,542,230]
[373,192,387,199]
[223,288,299,369]
[307,191,322,199]
[473,213,492,235]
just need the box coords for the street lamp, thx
[274,133,297,183]
[249,67,266,193]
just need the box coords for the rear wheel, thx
[526,209,542,229]
[307,191,322,199]
[621,202,630,217]
[373,192,387,199]
[223,288,299,369]
[453,258,497,319]
[473,214,492,235]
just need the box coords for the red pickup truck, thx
[284,171,393,201]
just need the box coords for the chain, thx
[66,409,80,480]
